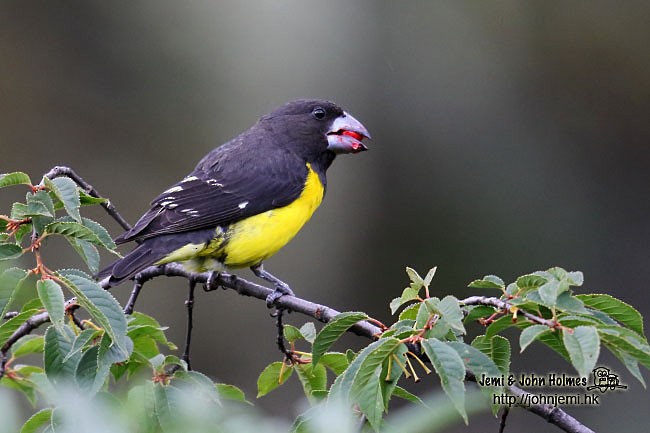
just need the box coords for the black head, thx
[259,99,371,158]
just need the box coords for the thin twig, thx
[42,165,132,231]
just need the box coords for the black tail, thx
[96,228,216,286]
[96,241,168,286]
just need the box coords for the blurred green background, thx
[1,1,648,431]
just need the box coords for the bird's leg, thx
[250,263,295,306]
[181,279,197,370]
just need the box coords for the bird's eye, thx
[312,107,326,120]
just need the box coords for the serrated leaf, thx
[519,324,551,353]
[44,176,81,222]
[44,221,106,248]
[0,172,32,188]
[295,362,328,404]
[57,216,116,251]
[555,292,587,313]
[563,326,600,377]
[0,243,23,261]
[424,267,437,286]
[598,326,650,370]
[485,315,517,338]
[300,322,317,344]
[468,275,504,290]
[79,190,107,206]
[67,239,101,273]
[421,339,468,423]
[607,345,646,387]
[437,295,465,335]
[577,294,644,336]
[471,335,511,375]
[320,352,349,375]
[36,279,65,334]
[284,325,305,343]
[0,309,40,348]
[329,337,402,431]
[11,335,44,358]
[216,383,251,404]
[257,361,293,397]
[537,279,562,307]
[448,341,504,415]
[398,303,420,321]
[405,267,424,286]
[63,328,99,363]
[390,286,421,314]
[19,408,52,433]
[392,386,426,405]
[55,270,128,357]
[44,325,79,382]
[11,199,52,219]
[172,370,221,405]
[311,312,369,366]
[515,274,547,290]
[0,267,28,318]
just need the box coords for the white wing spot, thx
[182,175,199,183]
[180,208,200,217]
[163,185,183,194]
[238,201,249,209]
[206,179,224,187]
[160,200,174,207]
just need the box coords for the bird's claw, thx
[266,282,294,307]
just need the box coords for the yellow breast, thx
[220,162,324,268]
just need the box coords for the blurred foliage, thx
[0,170,648,432]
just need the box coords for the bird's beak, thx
[326,112,371,154]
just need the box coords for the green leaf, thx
[311,312,369,366]
[295,363,328,404]
[598,326,650,370]
[19,408,52,433]
[57,216,116,251]
[284,325,305,343]
[0,309,40,348]
[300,322,317,344]
[437,295,466,335]
[216,383,251,404]
[390,286,421,314]
[448,341,504,415]
[0,244,23,261]
[63,328,99,362]
[79,190,107,206]
[11,198,53,219]
[36,279,65,334]
[55,270,128,357]
[405,267,424,286]
[44,221,107,249]
[11,335,44,359]
[519,324,551,353]
[515,274,547,291]
[398,303,420,321]
[330,337,402,430]
[319,352,349,375]
[0,172,31,188]
[257,361,293,397]
[44,325,79,383]
[577,294,644,336]
[421,339,467,423]
[563,326,600,377]
[0,267,29,318]
[44,176,81,222]
[423,266,437,286]
[555,292,587,313]
[463,305,497,324]
[468,275,504,290]
[67,239,101,273]
[607,345,646,387]
[172,370,221,405]
[485,315,517,338]
[471,335,511,375]
[392,386,426,405]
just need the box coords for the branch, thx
[42,165,132,231]
[101,264,591,433]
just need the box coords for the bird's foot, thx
[266,282,295,307]
[204,271,222,292]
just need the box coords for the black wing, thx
[115,137,308,244]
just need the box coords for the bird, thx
[98,99,370,305]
